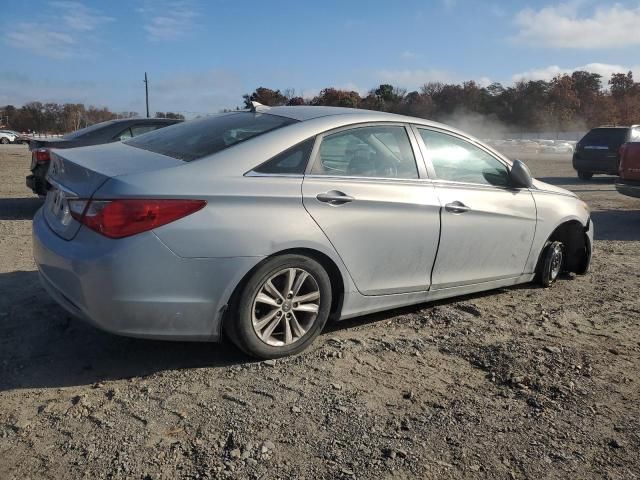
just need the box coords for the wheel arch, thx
[219,247,347,338]
[537,219,591,274]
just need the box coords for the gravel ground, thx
[0,144,639,479]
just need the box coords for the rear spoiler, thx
[28,138,71,151]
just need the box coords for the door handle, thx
[316,191,355,205]
[445,201,470,214]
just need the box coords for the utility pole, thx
[144,72,150,118]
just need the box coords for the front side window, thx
[126,112,297,162]
[311,125,419,179]
[418,129,509,187]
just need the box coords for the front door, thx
[415,127,537,288]
[302,124,441,296]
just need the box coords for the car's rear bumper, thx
[32,208,262,341]
[615,180,640,198]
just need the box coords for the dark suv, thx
[26,118,181,195]
[572,126,630,180]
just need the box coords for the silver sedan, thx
[33,105,593,358]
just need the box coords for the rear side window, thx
[125,112,297,162]
[253,138,315,174]
[311,125,419,179]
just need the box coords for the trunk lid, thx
[43,142,185,240]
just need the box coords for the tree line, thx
[2,71,638,134]
[0,103,185,134]
[243,71,640,133]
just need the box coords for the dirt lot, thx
[1,144,639,479]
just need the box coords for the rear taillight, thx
[33,148,51,163]
[69,199,206,239]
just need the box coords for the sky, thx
[2,0,640,117]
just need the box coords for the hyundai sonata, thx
[33,105,593,359]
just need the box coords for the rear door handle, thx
[316,191,355,205]
[445,201,470,214]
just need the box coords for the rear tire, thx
[537,241,564,287]
[225,254,332,359]
[578,171,593,180]
[0,138,8,144]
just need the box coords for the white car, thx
[0,130,19,144]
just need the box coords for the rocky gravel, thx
[0,144,639,479]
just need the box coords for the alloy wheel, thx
[251,268,320,347]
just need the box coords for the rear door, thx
[414,127,536,288]
[302,123,440,296]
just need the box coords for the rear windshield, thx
[125,112,297,161]
[580,128,628,147]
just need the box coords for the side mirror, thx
[509,159,533,188]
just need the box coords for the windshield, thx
[125,112,297,162]
[63,120,117,140]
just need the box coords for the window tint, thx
[418,129,510,186]
[253,138,315,174]
[131,125,160,137]
[311,125,418,179]
[125,112,297,162]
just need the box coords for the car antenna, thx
[249,101,269,113]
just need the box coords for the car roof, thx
[263,105,467,135]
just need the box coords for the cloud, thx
[513,3,640,49]
[50,1,114,31]
[5,23,76,59]
[512,63,640,83]
[400,51,420,60]
[4,2,112,59]
[139,0,199,41]
[375,69,454,90]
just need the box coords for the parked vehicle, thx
[26,118,181,195]
[33,105,593,359]
[573,126,629,180]
[0,130,19,144]
[616,125,640,198]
